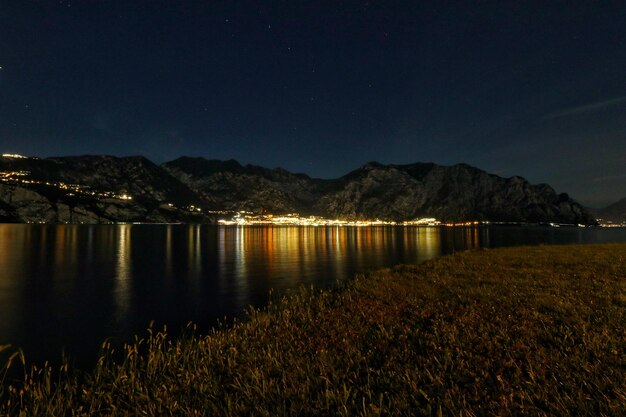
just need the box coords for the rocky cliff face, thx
[0,154,596,224]
[0,183,207,224]
[164,158,596,224]
[0,155,200,206]
[0,184,57,223]
[0,155,205,223]
[162,157,322,213]
[313,162,595,223]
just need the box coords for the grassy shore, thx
[1,244,625,416]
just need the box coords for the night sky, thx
[1,1,625,207]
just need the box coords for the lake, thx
[1,223,625,368]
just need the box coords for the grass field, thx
[1,244,625,416]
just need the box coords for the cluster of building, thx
[218,212,443,227]
[595,219,626,228]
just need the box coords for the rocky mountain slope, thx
[313,162,594,223]
[0,154,596,224]
[164,157,595,224]
[162,157,327,213]
[0,155,205,223]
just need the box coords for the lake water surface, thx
[1,224,625,367]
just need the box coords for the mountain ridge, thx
[0,154,597,224]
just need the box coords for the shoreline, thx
[2,244,625,415]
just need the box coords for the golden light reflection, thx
[217,225,226,277]
[50,225,79,279]
[235,225,246,278]
[0,226,28,331]
[187,224,203,279]
[214,225,450,289]
[0,225,25,284]
[164,224,173,277]
[217,226,248,292]
[415,226,441,261]
[39,226,48,266]
[86,225,94,264]
[54,225,66,266]
[114,224,132,321]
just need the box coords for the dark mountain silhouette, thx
[0,154,596,224]
[164,157,595,224]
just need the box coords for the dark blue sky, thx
[1,1,625,207]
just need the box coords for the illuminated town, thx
[215,214,600,228]
[217,212,474,227]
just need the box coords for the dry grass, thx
[1,243,625,416]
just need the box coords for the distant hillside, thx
[589,198,626,225]
[0,154,597,224]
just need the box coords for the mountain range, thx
[0,154,599,225]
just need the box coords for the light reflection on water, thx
[114,224,132,328]
[0,223,624,367]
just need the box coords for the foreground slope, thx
[2,244,624,416]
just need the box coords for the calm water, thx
[1,224,625,367]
